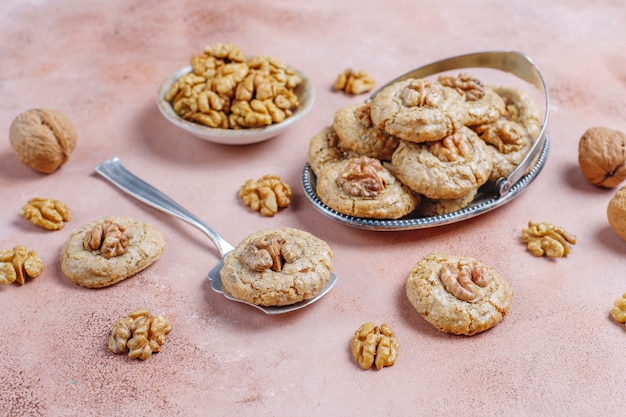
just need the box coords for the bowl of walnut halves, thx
[157,43,315,145]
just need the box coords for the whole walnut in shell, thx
[607,186,626,241]
[9,108,77,174]
[578,126,626,188]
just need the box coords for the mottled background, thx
[1,0,626,416]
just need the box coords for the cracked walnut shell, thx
[351,322,399,370]
[239,174,292,216]
[522,221,576,258]
[0,245,43,285]
[20,197,71,230]
[9,108,77,174]
[578,126,626,188]
[108,308,172,361]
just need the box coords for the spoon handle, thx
[94,157,235,257]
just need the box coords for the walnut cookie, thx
[369,78,469,143]
[333,103,399,161]
[60,216,166,288]
[220,227,333,306]
[472,85,542,181]
[307,125,358,177]
[405,253,513,336]
[391,126,493,199]
[315,156,418,219]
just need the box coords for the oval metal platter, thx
[302,51,551,231]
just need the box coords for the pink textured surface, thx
[2,1,626,415]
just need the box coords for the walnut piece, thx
[607,186,626,241]
[351,322,399,370]
[241,233,302,272]
[0,245,43,285]
[438,73,485,101]
[522,221,576,258]
[400,79,435,107]
[336,156,386,198]
[239,174,292,217]
[474,119,526,154]
[578,126,626,188]
[83,220,129,258]
[439,259,490,301]
[20,197,71,230]
[333,69,375,95]
[108,308,172,361]
[611,293,626,323]
[9,108,78,174]
[166,43,302,130]
[428,132,473,162]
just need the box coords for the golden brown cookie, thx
[473,118,533,181]
[492,85,542,139]
[60,216,166,288]
[405,253,512,336]
[472,85,542,180]
[437,73,505,126]
[391,126,493,199]
[220,227,333,306]
[307,125,358,176]
[370,78,468,143]
[418,187,478,217]
[316,156,418,219]
[333,103,400,161]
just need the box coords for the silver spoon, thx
[95,157,337,315]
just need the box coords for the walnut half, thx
[20,197,71,230]
[439,259,490,301]
[333,69,375,95]
[241,233,302,272]
[239,174,292,217]
[108,308,172,361]
[83,220,129,258]
[336,156,387,198]
[522,221,576,258]
[351,322,399,370]
[0,245,44,285]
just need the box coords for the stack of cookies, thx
[308,73,541,219]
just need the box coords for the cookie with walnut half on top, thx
[315,155,419,219]
[60,216,165,288]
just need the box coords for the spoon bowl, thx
[95,157,337,314]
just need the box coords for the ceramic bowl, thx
[157,65,315,145]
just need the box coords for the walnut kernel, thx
[428,132,473,162]
[9,108,77,174]
[20,197,71,230]
[239,174,292,217]
[611,293,626,323]
[439,259,490,301]
[241,233,302,272]
[351,322,399,370]
[578,126,626,188]
[522,221,576,258]
[108,308,172,361]
[336,156,386,198]
[333,69,375,95]
[0,245,43,285]
[83,220,129,258]
[438,73,485,101]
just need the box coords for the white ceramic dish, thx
[302,51,551,231]
[157,65,315,145]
